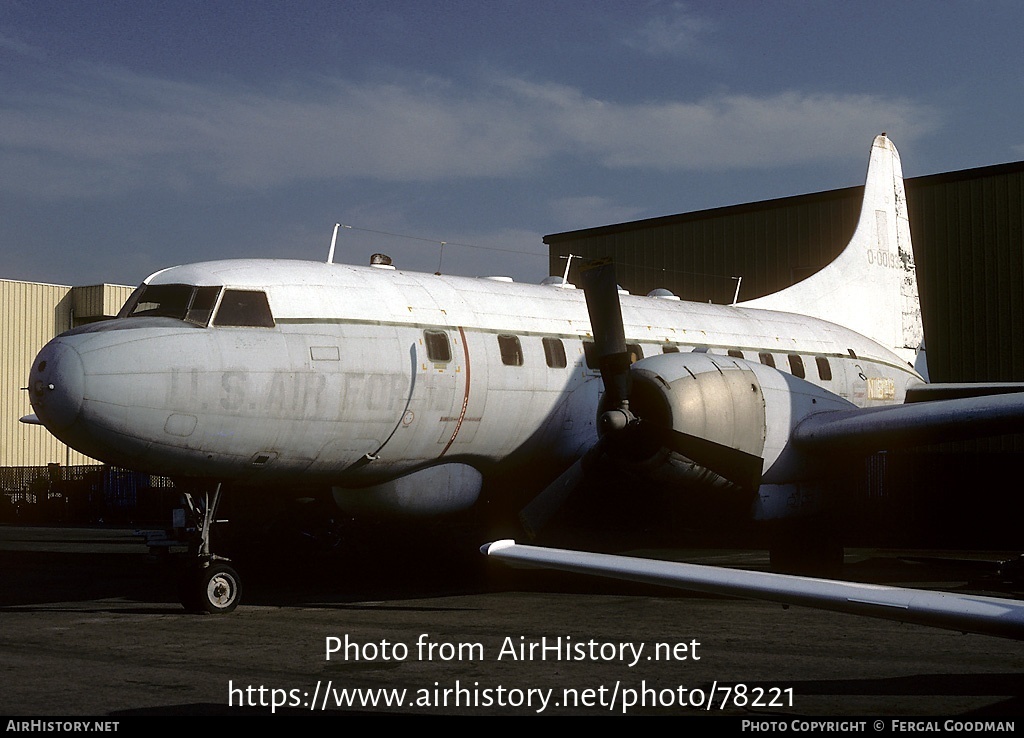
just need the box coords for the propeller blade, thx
[519,441,605,537]
[638,422,763,491]
[580,258,631,409]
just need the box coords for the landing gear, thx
[178,482,242,614]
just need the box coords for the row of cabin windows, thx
[755,351,832,381]
[502,335,569,368]
[422,330,833,381]
[424,331,570,369]
[658,344,831,382]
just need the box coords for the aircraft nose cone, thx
[29,339,85,432]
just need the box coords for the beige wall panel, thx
[2,280,96,467]
[102,284,134,319]
[73,284,134,322]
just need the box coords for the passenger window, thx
[214,290,275,327]
[662,345,680,354]
[759,352,776,368]
[728,349,744,359]
[815,356,832,381]
[542,337,567,369]
[625,343,643,364]
[424,330,451,363]
[498,335,523,366]
[788,354,805,379]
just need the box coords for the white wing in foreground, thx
[482,540,1024,640]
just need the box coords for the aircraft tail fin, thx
[739,134,924,370]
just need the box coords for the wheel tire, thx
[179,562,242,614]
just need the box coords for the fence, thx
[0,464,175,525]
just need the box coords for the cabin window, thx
[662,345,679,354]
[788,354,805,379]
[542,337,567,368]
[758,352,775,368]
[498,334,523,366]
[815,356,832,381]
[423,330,451,363]
[626,343,643,364]
[728,349,744,359]
[214,290,275,327]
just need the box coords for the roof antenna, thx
[327,223,352,264]
[327,224,339,263]
[559,253,578,285]
[435,241,446,275]
[731,276,743,306]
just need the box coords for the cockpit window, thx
[213,290,275,327]
[186,287,220,326]
[120,284,223,327]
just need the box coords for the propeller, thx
[519,259,628,536]
[581,258,633,421]
[519,258,763,537]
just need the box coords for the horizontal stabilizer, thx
[19,414,41,425]
[791,392,1024,455]
[482,540,1024,640]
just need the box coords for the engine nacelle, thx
[617,352,855,490]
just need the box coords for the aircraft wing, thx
[792,392,1024,456]
[905,383,1024,402]
[482,540,1024,640]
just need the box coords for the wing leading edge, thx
[482,540,1024,640]
[792,391,1024,456]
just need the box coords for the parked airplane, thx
[482,540,1024,640]
[23,135,1024,613]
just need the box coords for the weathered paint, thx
[26,136,930,518]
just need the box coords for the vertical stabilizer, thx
[739,135,924,368]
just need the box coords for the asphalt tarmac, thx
[1,525,1022,717]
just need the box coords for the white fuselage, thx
[28,259,924,514]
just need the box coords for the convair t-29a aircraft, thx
[25,135,1024,613]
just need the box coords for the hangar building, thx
[0,281,176,522]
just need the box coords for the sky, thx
[2,1,1023,289]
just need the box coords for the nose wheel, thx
[178,482,243,614]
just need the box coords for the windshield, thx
[119,284,222,326]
